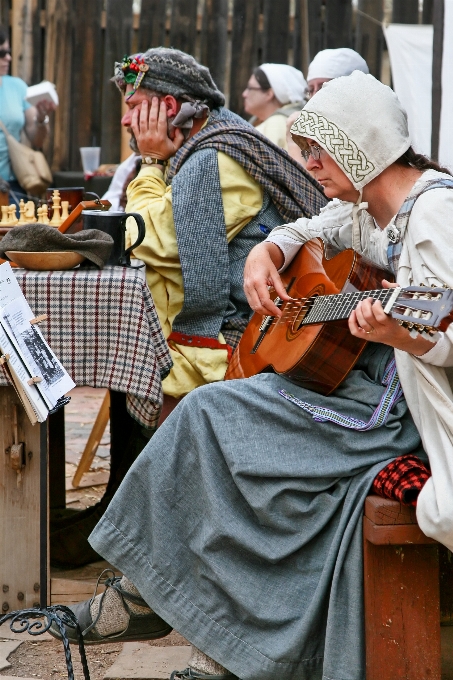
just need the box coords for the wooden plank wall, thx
[3,0,434,171]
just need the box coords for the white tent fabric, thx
[440,0,453,170]
[384,24,433,157]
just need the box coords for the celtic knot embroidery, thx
[291,111,375,184]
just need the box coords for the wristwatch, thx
[142,156,167,166]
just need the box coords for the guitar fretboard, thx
[301,289,394,325]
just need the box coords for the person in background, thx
[285,49,370,165]
[102,151,141,211]
[307,47,369,98]
[242,63,307,149]
[0,25,56,204]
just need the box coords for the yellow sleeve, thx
[124,153,262,399]
[256,114,288,150]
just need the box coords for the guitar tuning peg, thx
[431,283,438,288]
[419,282,425,287]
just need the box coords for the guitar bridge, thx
[252,298,283,354]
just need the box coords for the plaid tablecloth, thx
[0,265,172,429]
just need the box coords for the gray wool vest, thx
[171,146,284,340]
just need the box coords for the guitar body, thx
[225,238,393,395]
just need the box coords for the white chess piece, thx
[60,200,69,225]
[41,204,50,224]
[49,190,62,227]
[8,205,18,225]
[0,205,8,224]
[18,199,26,225]
[24,201,37,223]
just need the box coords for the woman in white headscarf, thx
[242,63,307,150]
[52,72,453,680]
[307,47,369,98]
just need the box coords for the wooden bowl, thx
[5,251,86,271]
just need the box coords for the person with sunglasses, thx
[0,25,56,205]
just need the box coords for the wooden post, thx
[307,0,324,64]
[68,0,103,170]
[44,0,72,172]
[325,0,353,49]
[138,0,166,52]
[11,0,40,84]
[200,0,228,93]
[100,0,133,165]
[392,0,419,24]
[423,0,434,24]
[0,387,49,609]
[293,0,310,74]
[229,0,259,116]
[48,407,65,510]
[262,0,290,64]
[169,0,198,56]
[355,0,385,79]
[431,0,444,161]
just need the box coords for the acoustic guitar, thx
[225,238,453,395]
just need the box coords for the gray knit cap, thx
[114,47,225,108]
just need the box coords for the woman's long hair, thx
[398,146,452,176]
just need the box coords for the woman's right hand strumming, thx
[243,242,291,317]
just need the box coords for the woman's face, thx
[242,74,274,117]
[304,138,359,202]
[0,40,11,76]
[307,78,331,99]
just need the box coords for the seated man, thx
[50,48,326,569]
[119,47,326,403]
[51,73,453,679]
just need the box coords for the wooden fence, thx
[1,0,434,172]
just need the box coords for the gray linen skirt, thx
[90,344,424,680]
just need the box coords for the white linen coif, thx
[259,63,307,105]
[307,48,369,82]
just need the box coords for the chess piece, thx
[60,200,69,224]
[49,190,62,227]
[41,204,50,224]
[24,201,37,223]
[17,199,26,225]
[8,205,18,225]
[0,205,8,224]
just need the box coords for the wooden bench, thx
[364,495,440,679]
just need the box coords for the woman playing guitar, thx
[52,72,453,680]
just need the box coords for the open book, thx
[0,261,75,424]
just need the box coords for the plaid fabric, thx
[372,454,431,506]
[387,178,453,275]
[0,265,172,429]
[167,108,328,222]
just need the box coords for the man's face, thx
[121,84,180,150]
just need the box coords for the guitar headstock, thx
[391,286,453,334]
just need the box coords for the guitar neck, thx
[301,288,395,325]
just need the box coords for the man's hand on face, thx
[130,96,185,161]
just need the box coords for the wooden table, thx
[0,264,171,610]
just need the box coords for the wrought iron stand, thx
[0,606,91,680]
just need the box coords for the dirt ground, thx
[1,632,189,679]
[0,387,189,679]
